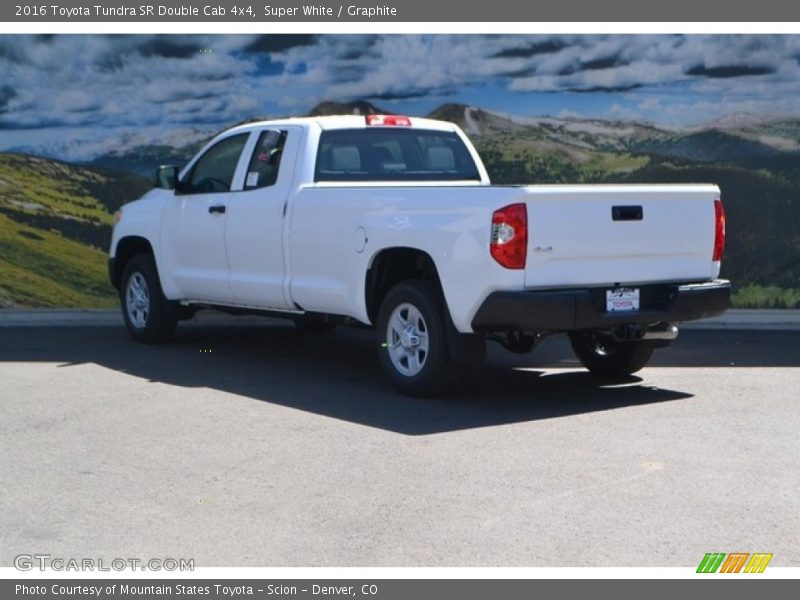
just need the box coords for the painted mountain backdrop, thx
[2,34,800,308]
[1,100,799,308]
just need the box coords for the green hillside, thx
[632,130,786,163]
[475,134,649,183]
[0,153,149,307]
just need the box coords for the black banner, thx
[3,0,800,22]
[3,579,795,600]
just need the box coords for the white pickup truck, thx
[109,114,730,396]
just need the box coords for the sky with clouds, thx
[2,34,800,158]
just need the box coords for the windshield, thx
[315,128,481,182]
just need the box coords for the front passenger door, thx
[160,132,250,303]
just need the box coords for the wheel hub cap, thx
[125,272,150,329]
[386,303,429,377]
[401,325,421,349]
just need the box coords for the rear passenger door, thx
[224,127,299,309]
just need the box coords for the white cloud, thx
[638,97,661,111]
[2,34,800,157]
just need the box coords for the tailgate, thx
[521,185,720,288]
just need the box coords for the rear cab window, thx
[314,128,481,182]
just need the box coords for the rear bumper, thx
[471,279,731,332]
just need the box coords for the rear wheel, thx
[376,280,461,397]
[120,254,177,343]
[569,330,655,377]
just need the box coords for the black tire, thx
[120,253,178,344]
[376,280,462,397]
[568,331,655,378]
[292,313,337,333]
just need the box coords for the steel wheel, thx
[125,271,150,329]
[386,302,430,376]
[376,280,464,396]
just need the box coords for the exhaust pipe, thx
[643,323,679,341]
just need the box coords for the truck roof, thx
[225,114,460,135]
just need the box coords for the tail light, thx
[490,203,527,269]
[712,198,726,262]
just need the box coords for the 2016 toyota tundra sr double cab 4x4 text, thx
[109,114,730,396]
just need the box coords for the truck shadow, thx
[0,322,705,435]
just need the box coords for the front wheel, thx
[376,280,462,397]
[120,254,177,344]
[568,330,655,378]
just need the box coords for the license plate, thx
[606,287,640,312]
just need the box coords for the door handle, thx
[209,205,226,214]
[612,205,643,221]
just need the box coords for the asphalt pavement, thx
[1,319,798,567]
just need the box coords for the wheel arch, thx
[364,246,442,325]
[365,247,486,365]
[111,236,155,290]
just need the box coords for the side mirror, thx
[155,165,179,190]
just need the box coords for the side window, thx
[244,130,287,190]
[184,133,249,194]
